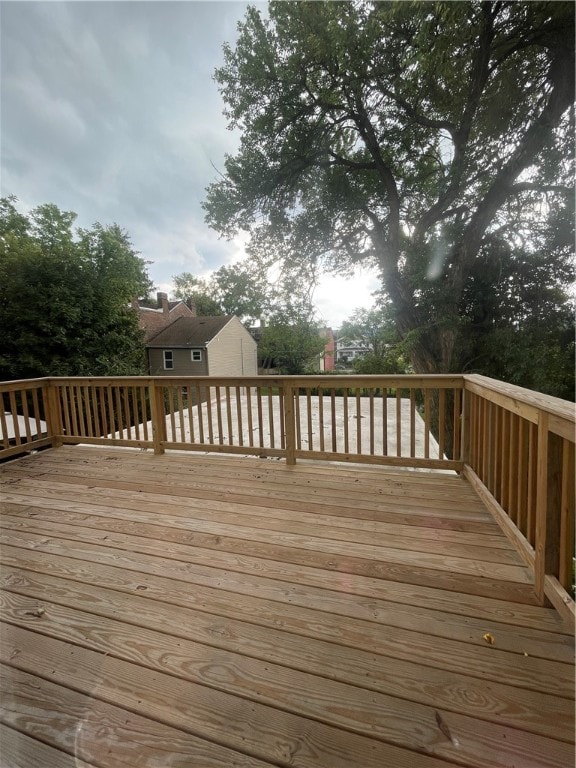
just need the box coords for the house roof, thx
[336,337,369,347]
[135,298,196,342]
[146,316,234,348]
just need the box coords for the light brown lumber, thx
[0,524,564,635]
[464,465,537,571]
[0,514,537,601]
[0,723,97,768]
[0,460,497,520]
[26,446,472,490]
[1,538,572,660]
[3,469,487,518]
[0,667,278,768]
[1,478,515,549]
[58,444,472,486]
[1,590,573,743]
[2,625,572,768]
[1,468,499,531]
[0,497,524,567]
[1,549,570,695]
[75,462,476,507]
[0,449,490,510]
[464,374,574,428]
[0,626,463,768]
[544,574,576,628]
[4,459,490,513]
[3,564,573,682]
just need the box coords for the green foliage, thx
[340,307,398,357]
[204,1,574,394]
[259,318,325,375]
[338,305,410,374]
[172,272,223,315]
[172,262,268,321]
[459,229,575,399]
[0,196,152,379]
[210,262,270,321]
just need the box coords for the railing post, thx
[149,381,166,455]
[44,382,63,448]
[283,382,296,465]
[460,386,471,467]
[534,413,562,604]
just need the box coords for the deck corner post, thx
[283,381,296,465]
[149,380,166,455]
[44,381,63,448]
[534,413,562,605]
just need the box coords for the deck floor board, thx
[1,446,574,767]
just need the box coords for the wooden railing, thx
[0,379,52,460]
[462,375,575,620]
[1,373,574,617]
[30,375,464,469]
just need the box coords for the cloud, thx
[1,1,246,243]
[1,1,381,329]
[314,270,381,328]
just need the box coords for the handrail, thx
[0,374,464,468]
[40,374,464,470]
[0,379,52,460]
[1,373,573,618]
[462,375,575,621]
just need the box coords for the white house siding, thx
[206,317,258,377]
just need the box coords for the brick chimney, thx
[157,292,169,317]
[187,297,197,317]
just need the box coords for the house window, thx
[163,350,174,370]
[191,349,203,362]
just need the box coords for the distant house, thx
[133,292,257,378]
[335,337,370,365]
[146,315,257,377]
[135,292,196,343]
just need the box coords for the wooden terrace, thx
[0,374,574,767]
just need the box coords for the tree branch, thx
[352,93,401,256]
[414,2,496,239]
[506,183,572,196]
[452,43,575,295]
[380,87,457,137]
[327,151,376,171]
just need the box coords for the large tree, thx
[204,1,574,380]
[258,318,325,374]
[0,197,152,379]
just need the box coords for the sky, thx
[1,0,380,327]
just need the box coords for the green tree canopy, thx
[210,262,270,321]
[172,260,282,324]
[204,0,574,389]
[339,305,409,374]
[172,272,223,316]
[339,306,398,358]
[457,220,575,399]
[259,299,325,374]
[0,197,152,379]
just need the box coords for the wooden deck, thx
[0,446,573,768]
